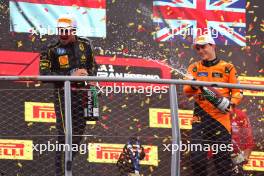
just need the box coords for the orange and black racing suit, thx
[39,37,97,175]
[183,57,243,176]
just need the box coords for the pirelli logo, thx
[238,76,264,96]
[243,151,264,171]
[25,102,56,123]
[149,108,193,129]
[88,143,158,166]
[0,139,33,160]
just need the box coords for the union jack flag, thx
[153,0,246,46]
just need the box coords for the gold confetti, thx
[17,162,22,168]
[86,121,96,125]
[162,138,168,143]
[41,38,47,42]
[145,98,150,104]
[149,166,154,172]
[133,118,139,122]
[188,97,193,101]
[220,49,225,53]
[216,131,221,135]
[31,36,35,42]
[102,106,108,112]
[27,122,33,127]
[184,150,190,155]
[246,1,250,9]
[127,23,135,27]
[49,126,56,131]
[17,41,22,48]
[99,48,104,55]
[260,20,264,31]
[121,104,127,108]
[183,44,190,48]
[137,41,144,45]
[189,57,194,63]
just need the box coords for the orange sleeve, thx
[229,65,243,105]
[183,63,199,96]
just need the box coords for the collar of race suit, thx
[202,57,220,67]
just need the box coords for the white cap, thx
[57,14,77,28]
[193,34,215,45]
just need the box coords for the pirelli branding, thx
[0,139,33,160]
[88,143,158,166]
[238,76,264,96]
[25,102,56,123]
[149,108,193,129]
[243,151,264,171]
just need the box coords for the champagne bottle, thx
[200,86,230,113]
[200,86,222,107]
[91,86,99,118]
[84,85,100,120]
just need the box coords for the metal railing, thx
[0,76,263,176]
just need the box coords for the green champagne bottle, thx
[200,86,230,113]
[84,85,100,120]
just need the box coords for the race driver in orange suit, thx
[183,34,243,176]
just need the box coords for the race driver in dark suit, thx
[39,14,97,175]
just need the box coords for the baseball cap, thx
[57,14,77,28]
[193,34,215,46]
